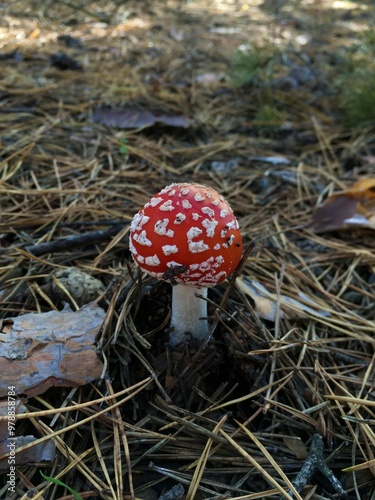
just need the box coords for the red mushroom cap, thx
[129,183,243,287]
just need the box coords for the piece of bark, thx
[0,400,56,469]
[0,304,105,398]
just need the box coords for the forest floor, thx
[0,1,374,499]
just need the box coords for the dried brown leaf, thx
[93,106,191,129]
[310,178,375,232]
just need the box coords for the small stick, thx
[283,434,347,499]
[157,484,185,500]
[24,226,124,257]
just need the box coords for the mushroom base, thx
[169,284,209,345]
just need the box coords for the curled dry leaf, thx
[309,178,375,232]
[93,106,192,129]
[237,277,330,321]
[0,303,105,398]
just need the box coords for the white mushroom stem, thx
[169,284,209,345]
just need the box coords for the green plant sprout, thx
[254,104,286,125]
[340,71,375,127]
[40,471,84,500]
[333,29,375,127]
[118,138,129,155]
[229,44,278,87]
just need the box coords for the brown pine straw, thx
[1,0,375,499]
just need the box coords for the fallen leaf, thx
[309,178,375,232]
[211,158,239,173]
[0,303,105,398]
[0,49,23,61]
[248,155,291,165]
[282,436,308,460]
[237,277,330,321]
[50,51,82,70]
[169,27,185,42]
[360,154,375,164]
[57,34,83,48]
[93,106,192,129]
[195,72,225,84]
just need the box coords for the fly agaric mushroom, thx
[129,183,243,345]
